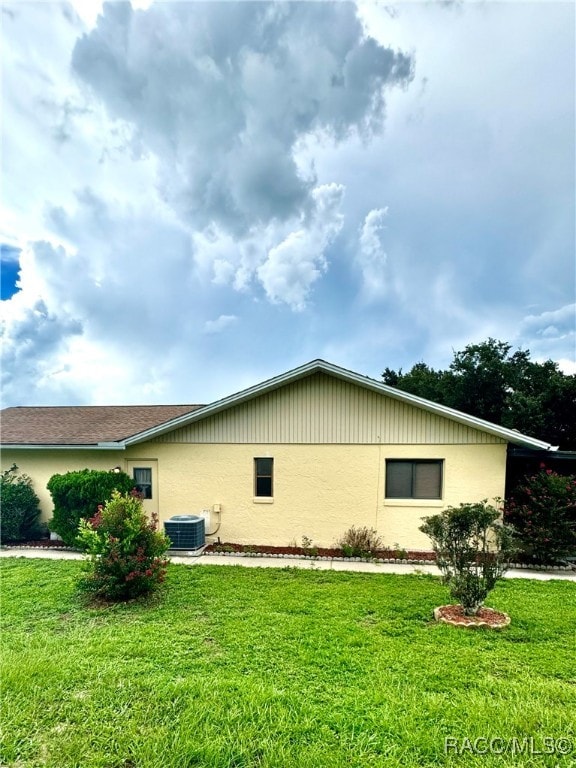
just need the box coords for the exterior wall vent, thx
[164,515,205,549]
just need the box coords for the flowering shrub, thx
[420,501,517,616]
[505,465,576,564]
[77,490,170,601]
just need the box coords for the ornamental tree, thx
[420,501,517,616]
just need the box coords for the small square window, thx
[385,460,442,499]
[254,458,273,497]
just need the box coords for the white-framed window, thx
[133,467,153,499]
[385,460,443,499]
[254,458,273,498]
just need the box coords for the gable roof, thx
[1,360,555,451]
[0,405,202,447]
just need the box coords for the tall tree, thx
[383,339,576,449]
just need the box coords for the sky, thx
[1,0,575,407]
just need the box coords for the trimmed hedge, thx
[0,465,43,543]
[47,469,135,546]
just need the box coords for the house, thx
[0,359,555,550]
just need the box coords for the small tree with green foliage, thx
[77,490,170,601]
[47,468,135,546]
[420,501,517,616]
[505,465,576,564]
[0,464,43,543]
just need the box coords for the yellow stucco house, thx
[1,359,554,550]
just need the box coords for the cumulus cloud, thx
[0,189,203,405]
[71,2,412,239]
[1,293,83,405]
[257,184,345,310]
[517,304,576,366]
[204,315,238,335]
[190,182,345,309]
[357,207,389,299]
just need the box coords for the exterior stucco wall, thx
[1,450,125,523]
[2,441,506,548]
[126,441,507,550]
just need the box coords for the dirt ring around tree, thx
[433,605,511,629]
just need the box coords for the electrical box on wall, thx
[213,503,221,513]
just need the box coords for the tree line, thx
[382,339,576,450]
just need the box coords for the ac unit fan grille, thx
[164,515,205,549]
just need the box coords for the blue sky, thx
[1,1,574,407]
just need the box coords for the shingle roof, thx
[0,405,203,446]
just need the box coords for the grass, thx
[0,559,574,768]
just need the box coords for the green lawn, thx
[1,559,574,768]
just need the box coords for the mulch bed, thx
[434,604,511,629]
[4,539,436,561]
[204,542,437,561]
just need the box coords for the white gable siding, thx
[152,373,505,445]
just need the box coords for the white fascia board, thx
[123,359,555,451]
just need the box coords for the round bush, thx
[47,468,135,546]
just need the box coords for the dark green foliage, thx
[383,338,576,448]
[47,468,134,546]
[76,490,170,601]
[505,466,576,563]
[0,464,43,542]
[420,501,517,615]
[338,525,382,557]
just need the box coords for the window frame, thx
[132,467,153,499]
[385,459,443,500]
[254,457,274,499]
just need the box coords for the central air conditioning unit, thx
[164,515,206,549]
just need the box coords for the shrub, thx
[338,526,382,558]
[0,464,43,543]
[47,469,134,546]
[419,501,517,616]
[76,490,170,601]
[505,465,576,564]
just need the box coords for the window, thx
[133,467,153,499]
[385,460,443,499]
[254,458,273,497]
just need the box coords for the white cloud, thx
[557,359,576,375]
[190,183,345,310]
[357,207,389,299]
[71,2,412,237]
[1,1,572,409]
[204,315,238,335]
[517,304,576,366]
[257,184,345,310]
